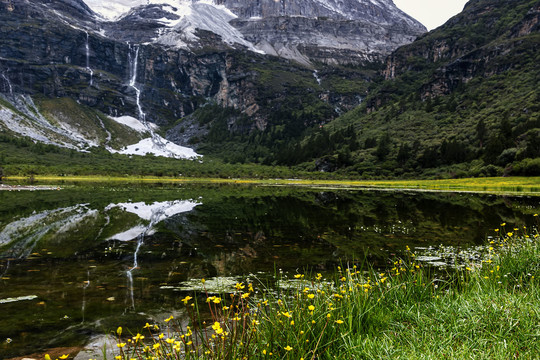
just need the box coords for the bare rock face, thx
[86,0,426,66]
[218,0,426,65]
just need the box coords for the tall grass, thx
[87,217,540,360]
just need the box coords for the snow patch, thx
[0,95,94,150]
[82,0,263,53]
[82,0,146,20]
[157,2,263,53]
[110,115,157,133]
[113,137,200,159]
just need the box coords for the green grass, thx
[5,176,540,196]
[100,221,540,360]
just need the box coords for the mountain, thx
[83,0,425,65]
[289,0,540,177]
[3,0,537,179]
[0,0,424,163]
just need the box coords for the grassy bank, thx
[93,221,540,360]
[5,175,540,196]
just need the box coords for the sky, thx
[393,0,470,31]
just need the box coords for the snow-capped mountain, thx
[0,0,425,158]
[84,0,426,65]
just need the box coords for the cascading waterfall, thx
[128,44,177,158]
[128,45,145,122]
[85,31,94,86]
[313,70,321,85]
[96,115,112,146]
[1,70,13,97]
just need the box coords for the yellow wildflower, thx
[235,283,245,290]
[284,345,293,351]
[117,343,126,348]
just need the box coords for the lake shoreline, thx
[3,175,540,196]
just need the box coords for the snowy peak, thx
[216,0,425,30]
[83,0,426,64]
[94,0,261,52]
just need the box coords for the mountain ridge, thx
[1,0,423,158]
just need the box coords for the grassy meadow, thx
[5,175,540,196]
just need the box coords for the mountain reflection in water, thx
[0,184,538,358]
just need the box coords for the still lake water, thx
[0,183,539,357]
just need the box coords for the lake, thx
[1,183,539,358]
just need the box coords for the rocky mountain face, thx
[382,0,540,99]
[304,0,539,177]
[220,0,426,65]
[0,0,425,155]
[84,0,426,65]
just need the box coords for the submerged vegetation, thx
[106,221,539,360]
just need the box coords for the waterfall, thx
[313,70,321,85]
[1,70,13,96]
[128,45,145,121]
[84,31,94,86]
[96,115,112,146]
[127,44,177,158]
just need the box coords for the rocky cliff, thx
[221,0,426,65]
[82,0,426,66]
[382,0,540,98]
